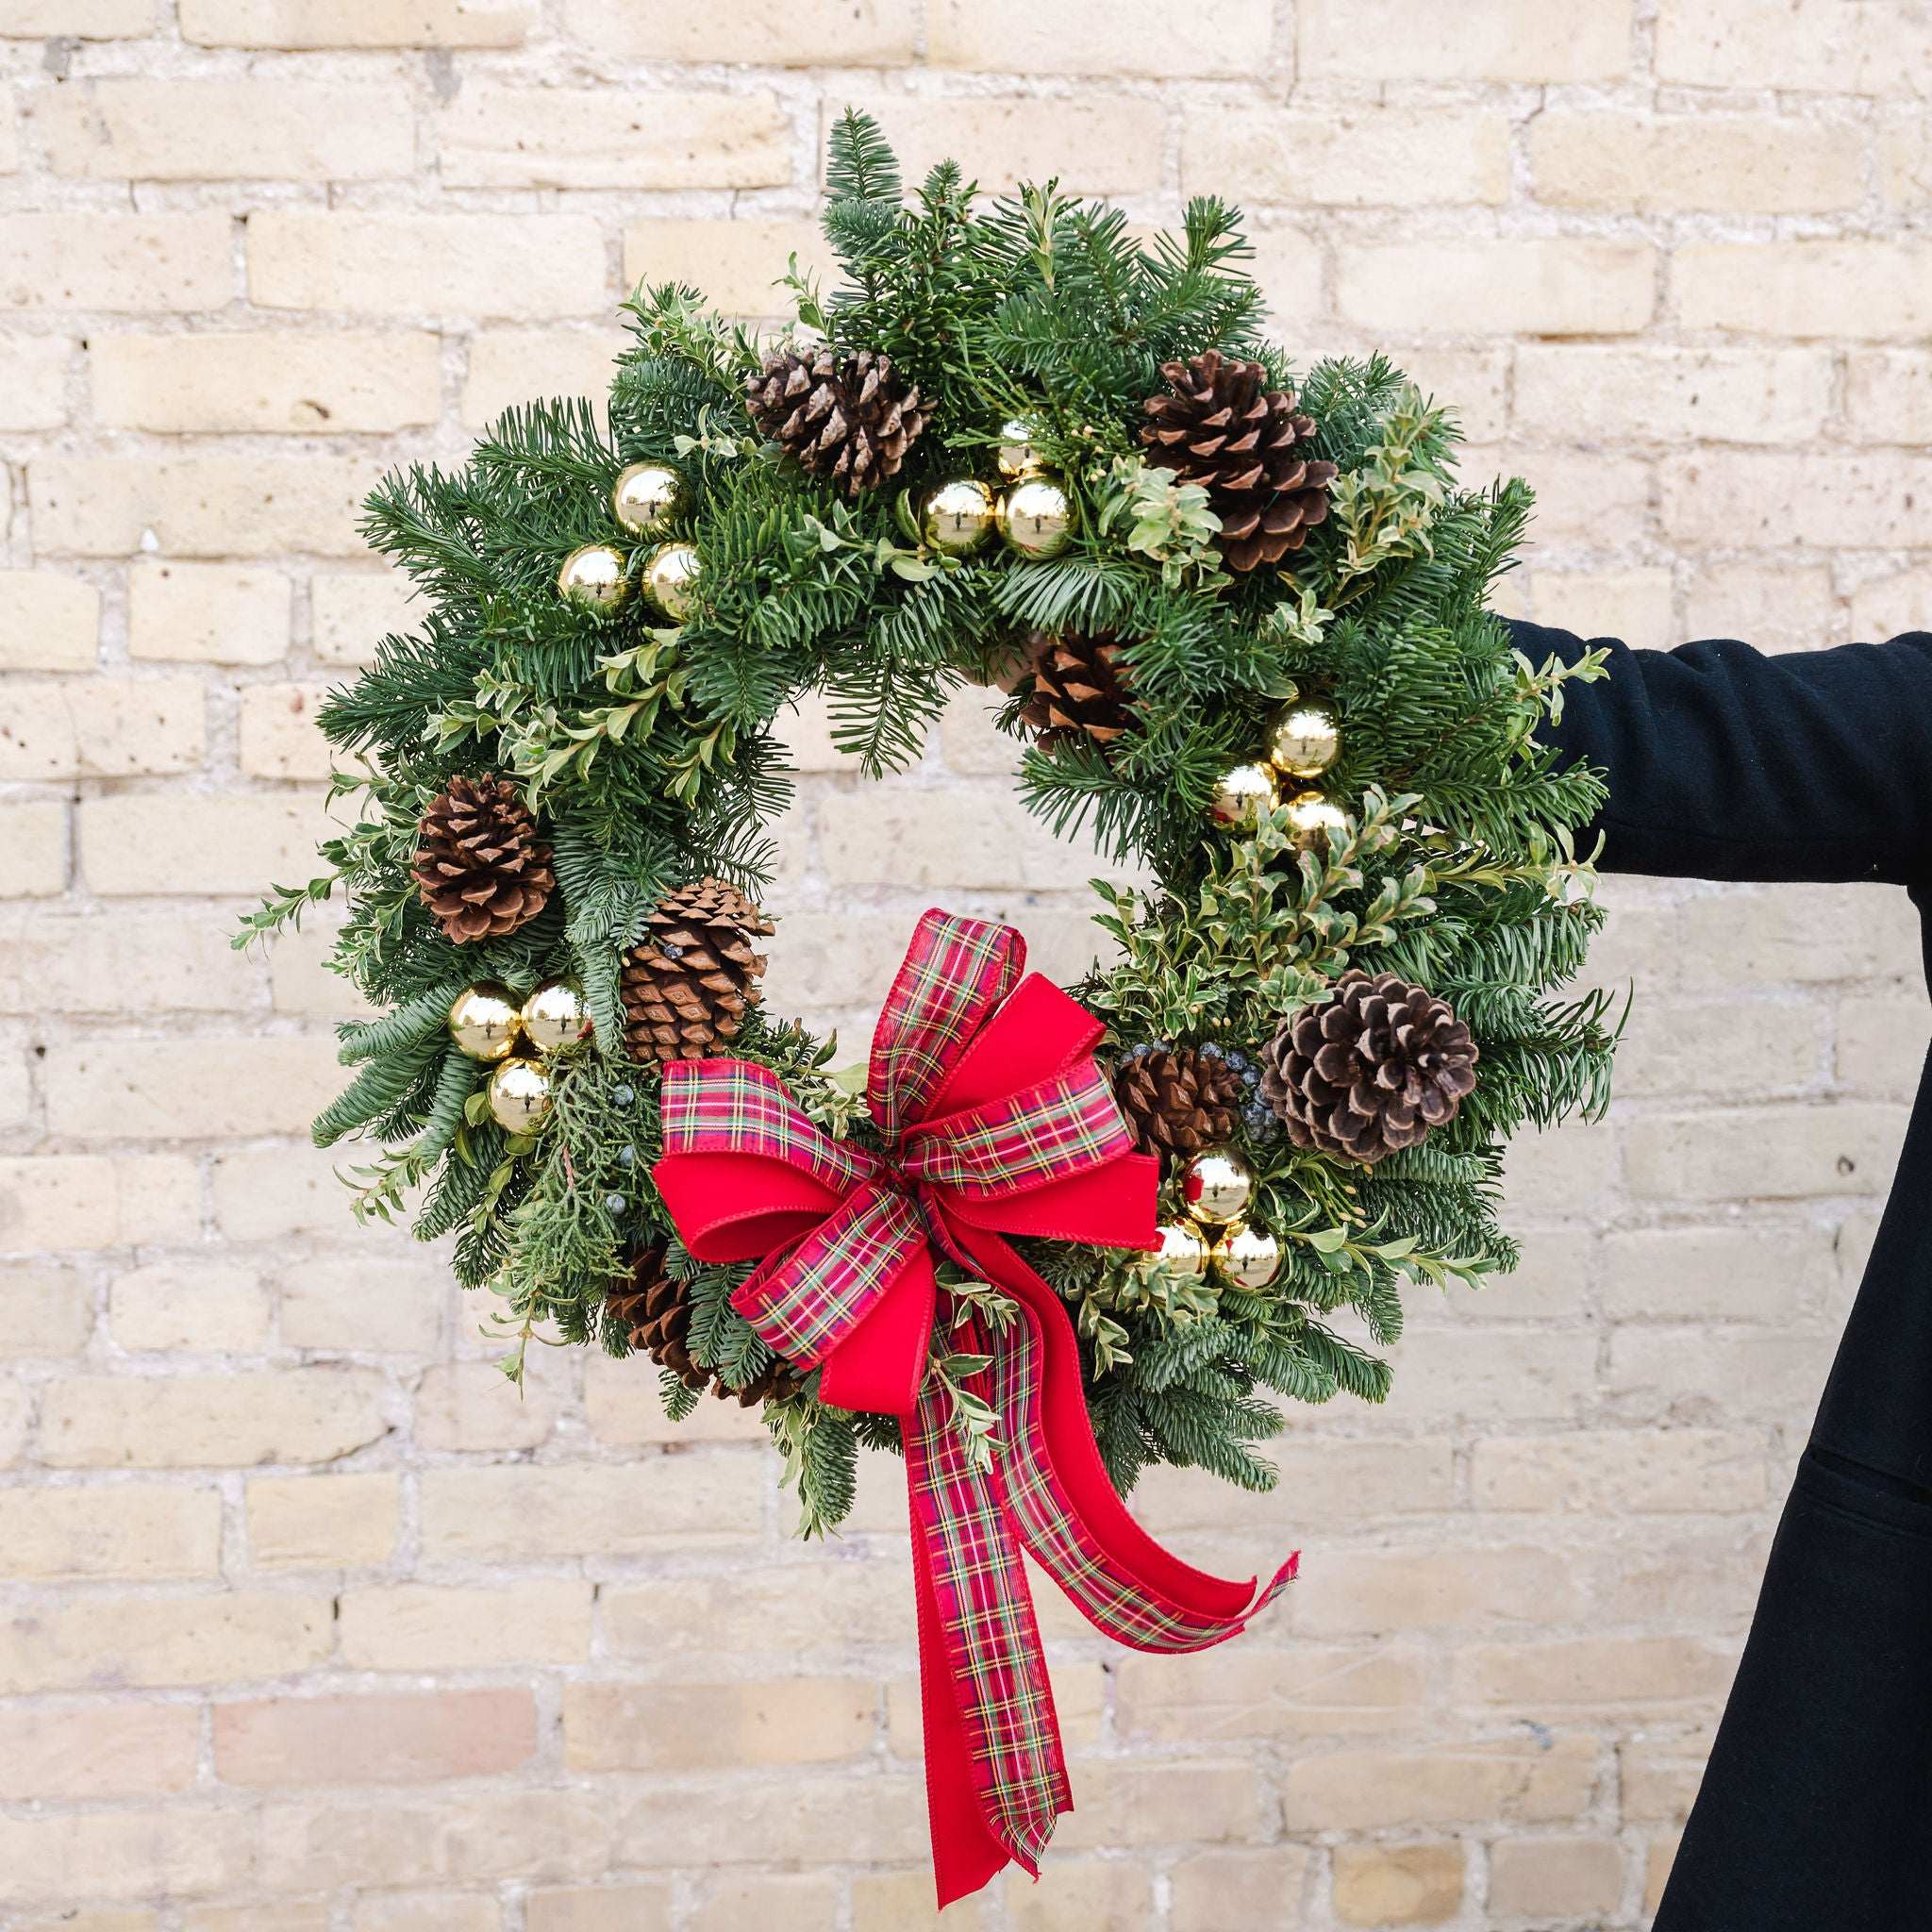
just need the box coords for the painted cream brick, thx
[421,1457,764,1557]
[1687,564,1838,657]
[414,1356,561,1452]
[1513,345,1832,447]
[0,1484,221,1580]
[624,220,833,319]
[1332,1843,1463,1926]
[1472,1429,1765,1513]
[463,328,626,426]
[40,1364,388,1467]
[1250,226,1324,332]
[1662,452,1932,552]
[214,1687,537,1784]
[239,682,333,780]
[0,570,99,671]
[1625,1103,1908,1200]
[563,0,909,62]
[189,1909,330,1932]
[1844,349,1932,446]
[1683,883,1922,985]
[211,1143,352,1240]
[44,1036,343,1140]
[80,794,340,896]
[95,333,440,435]
[1850,569,1932,645]
[1604,1225,1831,1324]
[0,1265,92,1357]
[279,1253,441,1353]
[1,0,154,30]
[1882,113,1931,209]
[1115,1645,1426,1741]
[1185,107,1508,208]
[1135,1436,1455,1533]
[1292,1547,1587,1637]
[1456,1636,1737,1715]
[1008,1861,1150,1932]
[248,1473,399,1570]
[604,1560,913,1657]
[36,80,414,181]
[1050,1758,1257,1851]
[1656,0,1932,93]
[1678,244,1932,341]
[1617,993,1823,1098]
[0,1593,332,1693]
[887,1658,1100,1757]
[1607,1324,1834,1424]
[355,1896,502,1932]
[0,678,203,781]
[32,456,386,558]
[564,1678,875,1770]
[181,0,534,42]
[525,1885,675,1932]
[1527,569,1674,645]
[1300,0,1631,79]
[0,1154,200,1252]
[819,791,1123,891]
[312,569,417,667]
[340,1579,593,1668]
[825,94,1165,197]
[111,1259,271,1350]
[611,1774,924,1867]
[1339,241,1655,337]
[1532,113,1863,213]
[928,0,1270,75]
[0,1704,200,1799]
[1282,1733,1599,1832]
[0,906,263,1014]
[0,1807,252,1905]
[0,337,71,429]
[584,1352,767,1444]
[249,212,606,320]
[1169,1847,1312,1932]
[0,801,68,899]
[1837,994,1932,1095]
[129,560,290,666]
[0,215,229,312]
[440,89,789,191]
[848,1870,968,1932]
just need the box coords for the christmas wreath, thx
[246,111,1616,1897]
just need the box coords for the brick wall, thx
[1,3,1928,1927]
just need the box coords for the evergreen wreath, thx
[244,110,1618,1536]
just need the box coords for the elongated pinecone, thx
[621,878,774,1066]
[1113,1047,1242,1160]
[1259,969,1478,1164]
[610,1245,800,1407]
[1018,627,1135,749]
[1141,350,1339,573]
[744,345,927,495]
[410,774,554,944]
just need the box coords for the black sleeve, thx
[1507,619,1932,888]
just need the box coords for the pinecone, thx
[620,878,774,1066]
[743,345,927,496]
[1113,1047,1243,1160]
[1018,627,1136,749]
[1141,350,1339,573]
[410,774,555,944]
[1259,969,1478,1165]
[612,1245,799,1407]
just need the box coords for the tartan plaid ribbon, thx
[654,909,1298,1906]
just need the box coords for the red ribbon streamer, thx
[655,909,1296,1904]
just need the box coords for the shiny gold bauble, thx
[557,541,631,613]
[1154,1221,1214,1279]
[997,477,1076,560]
[921,477,998,557]
[1214,1222,1283,1291]
[1284,789,1348,851]
[996,417,1048,480]
[610,461,684,537]
[520,977,591,1054]
[487,1057,554,1134]
[447,983,524,1061]
[644,541,702,622]
[1267,701,1342,779]
[1182,1143,1255,1227]
[1208,760,1280,832]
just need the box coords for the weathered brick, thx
[1282,1733,1600,1831]
[249,212,606,319]
[1524,568,1674,646]
[1333,1842,1463,1926]
[128,559,290,665]
[1646,1831,1683,1911]
[1170,1846,1311,1932]
[239,681,333,780]
[564,1678,874,1771]
[80,794,339,896]
[1844,349,1932,447]
[928,0,1266,74]
[1607,1323,1833,1424]
[819,791,1122,891]
[462,328,626,427]
[1682,883,1922,985]
[1472,1429,1765,1514]
[1339,241,1654,337]
[0,1483,221,1580]
[41,1364,388,1468]
[584,1353,766,1445]
[1532,112,1862,212]
[564,0,908,60]
[0,1264,92,1357]
[1185,107,1507,208]
[525,1884,675,1932]
[37,79,414,180]
[0,678,203,780]
[1677,244,1932,341]
[1301,0,1631,79]
[1850,568,1932,647]
[110,1259,271,1350]
[1620,1727,1714,1823]
[0,906,264,1015]
[1837,994,1932,1096]
[1115,1645,1425,1741]
[414,1356,561,1452]
[1686,563,1838,658]
[1008,1859,1150,1932]
[623,219,832,319]
[1513,345,1832,447]
[340,1579,593,1668]
[1292,1546,1586,1636]
[210,1143,351,1240]
[0,214,229,311]
[1882,112,1931,210]
[181,0,534,43]
[1052,1759,1257,1851]
[1,0,154,32]
[354,1896,503,1932]
[192,1908,329,1932]
[0,1807,252,1904]
[0,1154,200,1252]
[0,1592,332,1692]
[1455,1636,1737,1715]
[1625,1103,1908,1201]
[215,1688,537,1784]
[0,569,99,671]
[1656,0,1932,92]
[312,568,418,667]
[0,1703,200,1799]
[691,1875,838,1932]
[44,1036,342,1141]
[1133,1437,1455,1532]
[278,1251,441,1353]
[0,801,68,899]
[604,1559,913,1657]
[248,1473,399,1570]
[1380,1328,1597,1423]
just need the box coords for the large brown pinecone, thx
[1018,627,1135,749]
[611,1245,800,1407]
[410,774,555,944]
[743,344,927,495]
[620,878,774,1066]
[1259,969,1478,1165]
[1141,350,1339,573]
[1113,1047,1242,1160]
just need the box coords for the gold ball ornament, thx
[1214,1222,1283,1291]
[1284,789,1348,851]
[997,477,1076,560]
[557,541,632,614]
[1182,1143,1255,1227]
[644,541,701,622]
[610,461,684,537]
[1267,701,1342,779]
[520,977,591,1054]
[996,417,1049,480]
[921,478,998,557]
[447,983,524,1062]
[1208,760,1281,832]
[487,1057,554,1134]
[1154,1221,1214,1279]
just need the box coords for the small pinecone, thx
[410,774,555,944]
[620,878,775,1066]
[744,345,927,495]
[1259,969,1478,1165]
[612,1245,799,1407]
[1141,350,1340,573]
[1113,1047,1243,1160]
[1018,627,1135,749]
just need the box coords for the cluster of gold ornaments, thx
[1208,695,1346,845]
[916,420,1075,563]
[556,461,701,622]
[1154,1142,1282,1291]
[447,979,592,1132]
